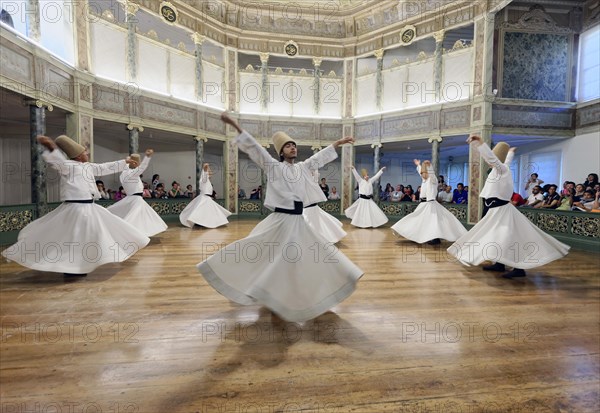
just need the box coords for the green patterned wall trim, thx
[447,206,468,222]
[572,216,600,238]
[521,208,600,240]
[2,202,598,249]
[380,202,405,216]
[405,203,418,214]
[320,200,340,214]
[0,208,34,232]
[171,202,191,214]
[149,202,171,215]
[521,210,537,224]
[216,199,226,207]
[538,213,569,234]
[239,200,263,214]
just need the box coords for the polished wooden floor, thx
[1,219,599,413]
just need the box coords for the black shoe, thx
[427,238,441,245]
[64,273,87,277]
[483,263,506,272]
[502,269,526,279]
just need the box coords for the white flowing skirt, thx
[344,198,388,228]
[179,195,232,228]
[303,206,346,244]
[107,196,167,237]
[447,203,570,269]
[391,201,467,243]
[197,212,364,322]
[2,203,150,274]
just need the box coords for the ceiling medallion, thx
[400,25,416,45]
[284,40,299,57]
[160,1,177,24]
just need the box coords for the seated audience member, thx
[582,173,599,190]
[184,184,195,198]
[390,185,403,202]
[96,180,110,200]
[238,186,246,199]
[168,181,184,198]
[560,181,575,197]
[511,192,526,206]
[556,188,575,211]
[540,184,560,209]
[142,182,153,198]
[328,186,340,200]
[382,185,394,201]
[541,184,551,197]
[249,187,261,199]
[399,187,413,202]
[438,185,453,203]
[114,186,125,201]
[153,183,168,199]
[523,185,544,207]
[572,190,598,212]
[452,183,468,204]
[405,185,417,202]
[414,186,421,201]
[574,184,585,201]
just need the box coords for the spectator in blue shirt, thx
[452,183,468,204]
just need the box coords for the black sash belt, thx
[275,201,304,215]
[132,192,143,197]
[304,203,318,209]
[484,197,509,209]
[359,194,373,200]
[65,199,94,203]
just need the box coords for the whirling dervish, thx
[107,149,168,237]
[448,135,570,279]
[179,163,232,228]
[391,159,467,244]
[345,166,388,228]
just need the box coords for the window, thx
[527,151,562,189]
[578,25,600,102]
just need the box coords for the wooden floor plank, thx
[1,220,599,412]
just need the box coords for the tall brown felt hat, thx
[272,131,296,156]
[55,135,85,159]
[492,142,510,163]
